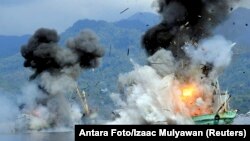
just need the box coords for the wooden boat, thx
[192,109,237,125]
[192,90,237,125]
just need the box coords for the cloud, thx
[0,0,154,35]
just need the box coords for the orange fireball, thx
[179,82,213,116]
[181,83,200,102]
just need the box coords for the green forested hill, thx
[0,9,250,114]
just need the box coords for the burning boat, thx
[192,91,237,125]
[192,109,237,125]
[137,0,241,125]
[179,79,237,125]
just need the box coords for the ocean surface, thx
[0,114,249,141]
[0,132,74,141]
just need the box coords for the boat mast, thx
[76,86,90,116]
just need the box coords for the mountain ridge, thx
[0,8,250,113]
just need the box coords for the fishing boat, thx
[178,78,238,125]
[192,109,237,125]
[192,90,237,125]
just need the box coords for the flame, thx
[179,82,209,116]
[182,86,195,97]
[181,83,199,102]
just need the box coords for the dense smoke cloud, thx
[19,28,105,130]
[67,30,105,69]
[142,0,238,58]
[21,28,62,79]
[109,65,193,124]
[21,28,104,80]
[0,91,20,133]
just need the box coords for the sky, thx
[0,0,155,36]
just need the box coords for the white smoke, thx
[13,81,83,131]
[234,0,250,9]
[40,72,77,95]
[109,65,192,124]
[3,73,84,132]
[148,49,177,77]
[19,83,46,108]
[0,92,20,133]
[184,36,234,73]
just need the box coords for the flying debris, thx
[120,8,129,14]
[230,43,237,48]
[201,64,213,77]
[127,48,130,56]
[111,111,120,120]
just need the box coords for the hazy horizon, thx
[0,0,155,36]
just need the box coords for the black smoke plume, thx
[142,0,238,58]
[20,28,105,129]
[21,28,61,79]
[67,30,105,69]
[21,28,105,80]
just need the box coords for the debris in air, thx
[127,48,130,56]
[120,8,129,14]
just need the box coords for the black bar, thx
[75,125,250,140]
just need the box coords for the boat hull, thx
[192,110,237,125]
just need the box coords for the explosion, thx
[179,82,213,117]
[110,0,239,124]
[18,28,105,131]
[110,38,234,124]
[180,83,199,101]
